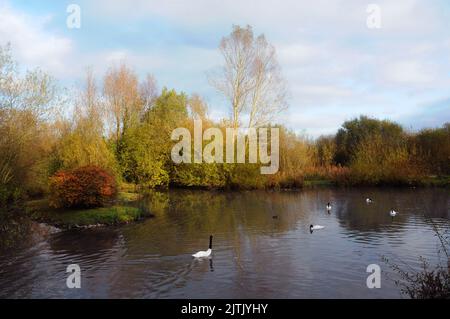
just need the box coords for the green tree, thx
[0,44,57,205]
[335,115,405,166]
[120,88,189,188]
[414,123,450,175]
[350,132,419,185]
[315,135,336,167]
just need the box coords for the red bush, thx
[49,166,117,208]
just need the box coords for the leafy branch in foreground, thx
[384,221,450,299]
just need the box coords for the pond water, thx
[0,188,449,299]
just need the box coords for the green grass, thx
[303,179,335,187]
[417,175,450,187]
[120,182,139,193]
[118,191,140,202]
[25,196,147,229]
[303,176,450,188]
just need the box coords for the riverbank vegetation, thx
[25,198,144,229]
[385,221,450,299]
[1,25,449,216]
[24,166,147,228]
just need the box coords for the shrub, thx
[171,163,227,189]
[384,257,450,299]
[349,133,422,185]
[384,221,450,299]
[49,166,117,208]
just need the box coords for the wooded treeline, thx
[1,26,449,209]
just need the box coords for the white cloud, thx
[86,0,445,36]
[0,3,74,77]
[381,60,437,86]
[378,0,444,34]
[291,85,354,106]
[278,43,323,65]
[1,0,449,136]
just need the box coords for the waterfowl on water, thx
[390,210,398,217]
[326,203,332,211]
[366,198,373,203]
[272,215,279,219]
[310,225,325,233]
[192,235,213,258]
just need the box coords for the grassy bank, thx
[417,175,450,187]
[25,190,148,229]
[168,174,450,190]
[299,174,450,188]
[23,175,449,230]
[267,175,450,190]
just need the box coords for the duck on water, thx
[310,225,325,233]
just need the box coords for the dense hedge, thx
[49,166,117,208]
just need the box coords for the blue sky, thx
[1,0,449,136]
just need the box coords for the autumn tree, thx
[334,116,405,166]
[51,69,118,176]
[188,93,208,120]
[0,44,57,204]
[120,88,189,187]
[414,123,450,175]
[210,25,288,129]
[103,63,141,150]
[315,135,336,167]
[139,73,158,112]
[350,133,420,185]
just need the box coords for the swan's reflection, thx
[191,256,214,272]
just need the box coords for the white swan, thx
[310,225,325,232]
[390,210,398,217]
[192,235,213,258]
[326,202,332,211]
[366,198,373,203]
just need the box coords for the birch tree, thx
[210,25,288,129]
[103,63,140,146]
[188,93,208,120]
[140,73,158,112]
